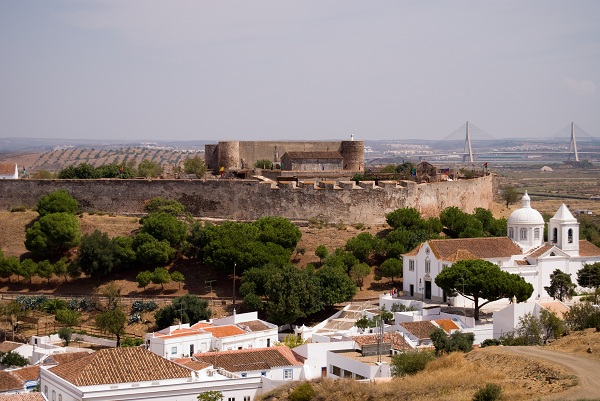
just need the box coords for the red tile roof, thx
[44,351,92,365]
[9,366,39,382]
[579,240,600,257]
[528,245,553,258]
[400,321,438,340]
[0,371,23,392]
[49,347,193,386]
[0,164,17,176]
[426,237,521,260]
[173,357,212,371]
[201,325,246,338]
[352,332,413,351]
[434,319,460,333]
[237,320,271,332]
[0,394,46,401]
[193,346,304,372]
[0,342,22,353]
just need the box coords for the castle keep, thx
[205,140,364,172]
[0,175,494,225]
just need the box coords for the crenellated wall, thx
[0,175,494,224]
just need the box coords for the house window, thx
[52,390,56,401]
[520,228,527,240]
[568,229,573,243]
[409,260,415,271]
[425,259,431,274]
[261,371,267,376]
[283,369,293,380]
[171,346,177,355]
[534,228,540,240]
[44,387,48,397]
[331,365,341,376]
[244,397,251,401]
[190,344,194,355]
[228,398,235,401]
[509,227,514,239]
[241,372,247,377]
[59,396,62,401]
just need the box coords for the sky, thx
[1,1,599,142]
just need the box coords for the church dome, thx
[507,192,544,225]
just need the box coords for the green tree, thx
[545,269,576,301]
[25,212,81,258]
[355,316,376,331]
[133,232,176,266]
[254,217,302,252]
[53,258,69,282]
[43,298,67,314]
[144,197,187,217]
[577,262,600,289]
[151,267,171,290]
[140,212,187,248]
[254,159,273,169]
[77,230,117,282]
[58,327,73,346]
[430,328,475,355]
[171,271,185,289]
[391,350,435,377]
[315,245,328,265]
[197,391,223,401]
[36,190,79,217]
[539,309,565,344]
[18,259,37,283]
[316,265,357,307]
[136,270,153,289]
[379,258,403,284]
[435,259,534,320]
[278,333,307,348]
[264,265,322,326]
[95,307,127,347]
[184,156,207,177]
[350,263,371,290]
[440,206,484,238]
[55,308,81,327]
[137,159,163,178]
[0,351,28,367]
[345,232,378,262]
[155,294,212,330]
[386,207,425,230]
[563,302,600,331]
[57,163,99,179]
[37,260,54,284]
[501,185,520,208]
[0,254,18,282]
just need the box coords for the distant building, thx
[0,164,18,179]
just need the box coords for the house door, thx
[409,284,414,297]
[425,281,432,300]
[189,344,194,356]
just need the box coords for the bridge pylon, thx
[568,121,579,162]
[463,121,474,163]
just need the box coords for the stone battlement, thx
[0,175,494,224]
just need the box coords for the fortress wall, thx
[0,175,493,224]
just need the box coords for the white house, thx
[39,346,262,401]
[0,164,18,179]
[402,192,600,306]
[145,312,278,359]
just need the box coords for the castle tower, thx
[507,192,545,253]
[217,141,240,169]
[340,140,364,171]
[548,204,580,256]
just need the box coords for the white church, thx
[402,192,600,305]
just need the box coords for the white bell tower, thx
[548,204,579,256]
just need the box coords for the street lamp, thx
[232,262,237,306]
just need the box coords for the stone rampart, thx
[0,175,494,224]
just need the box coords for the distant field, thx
[0,147,204,173]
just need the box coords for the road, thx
[498,346,600,400]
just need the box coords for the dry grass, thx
[259,351,575,401]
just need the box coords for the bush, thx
[121,337,143,347]
[391,350,435,377]
[472,383,502,401]
[289,382,316,401]
[480,338,502,348]
[58,327,73,346]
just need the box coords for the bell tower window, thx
[568,228,573,243]
[552,228,557,243]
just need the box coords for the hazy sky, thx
[1,1,599,142]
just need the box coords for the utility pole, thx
[232,262,236,306]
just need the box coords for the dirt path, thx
[491,346,600,400]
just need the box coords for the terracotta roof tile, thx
[579,240,600,257]
[0,164,17,176]
[434,319,460,333]
[0,371,23,392]
[0,342,22,353]
[9,366,39,382]
[49,347,193,386]
[421,237,521,261]
[173,358,212,371]
[237,320,271,332]
[201,325,246,338]
[44,351,92,365]
[515,259,530,266]
[528,245,553,258]
[352,332,413,350]
[400,321,438,340]
[193,346,304,372]
[0,394,46,401]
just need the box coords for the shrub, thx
[472,383,502,401]
[58,327,73,346]
[121,337,143,347]
[10,206,27,212]
[391,350,435,377]
[289,382,316,401]
[480,338,502,348]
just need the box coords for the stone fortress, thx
[204,140,364,173]
[0,140,495,224]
